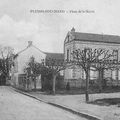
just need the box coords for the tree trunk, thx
[85,68,90,102]
[98,69,104,92]
[53,74,57,95]
[27,77,29,90]
[116,68,119,81]
[34,77,36,90]
[101,69,107,89]
[41,75,44,91]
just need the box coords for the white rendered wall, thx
[17,46,46,74]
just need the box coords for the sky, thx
[0,0,120,53]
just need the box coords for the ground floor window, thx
[111,70,120,80]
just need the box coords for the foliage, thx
[24,56,41,76]
[24,56,42,89]
[44,58,65,94]
[45,58,65,74]
[24,57,65,92]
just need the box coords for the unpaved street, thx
[0,86,88,120]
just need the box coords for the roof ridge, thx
[68,31,120,44]
[16,47,28,55]
[71,31,120,37]
[45,52,63,54]
[15,45,45,58]
[32,45,45,53]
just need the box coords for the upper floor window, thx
[67,49,69,61]
[67,35,70,42]
[113,50,118,62]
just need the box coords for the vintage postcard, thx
[0,0,120,120]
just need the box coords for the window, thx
[72,67,76,78]
[67,49,69,61]
[112,70,116,80]
[67,35,70,42]
[81,69,86,79]
[14,59,18,73]
[113,50,118,62]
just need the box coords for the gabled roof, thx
[14,44,45,59]
[45,52,64,60]
[67,30,120,44]
[13,42,64,60]
[45,52,64,66]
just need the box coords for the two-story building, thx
[64,28,120,88]
[11,41,64,90]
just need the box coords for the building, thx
[10,41,64,90]
[64,28,120,88]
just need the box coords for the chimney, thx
[28,41,33,47]
[71,27,75,32]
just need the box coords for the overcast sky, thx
[0,0,120,53]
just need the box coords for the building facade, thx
[11,41,64,90]
[64,28,120,88]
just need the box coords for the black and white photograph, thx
[0,0,120,120]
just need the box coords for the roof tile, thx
[71,32,120,44]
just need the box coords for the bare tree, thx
[91,49,114,92]
[45,58,65,94]
[71,48,113,102]
[0,46,14,81]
